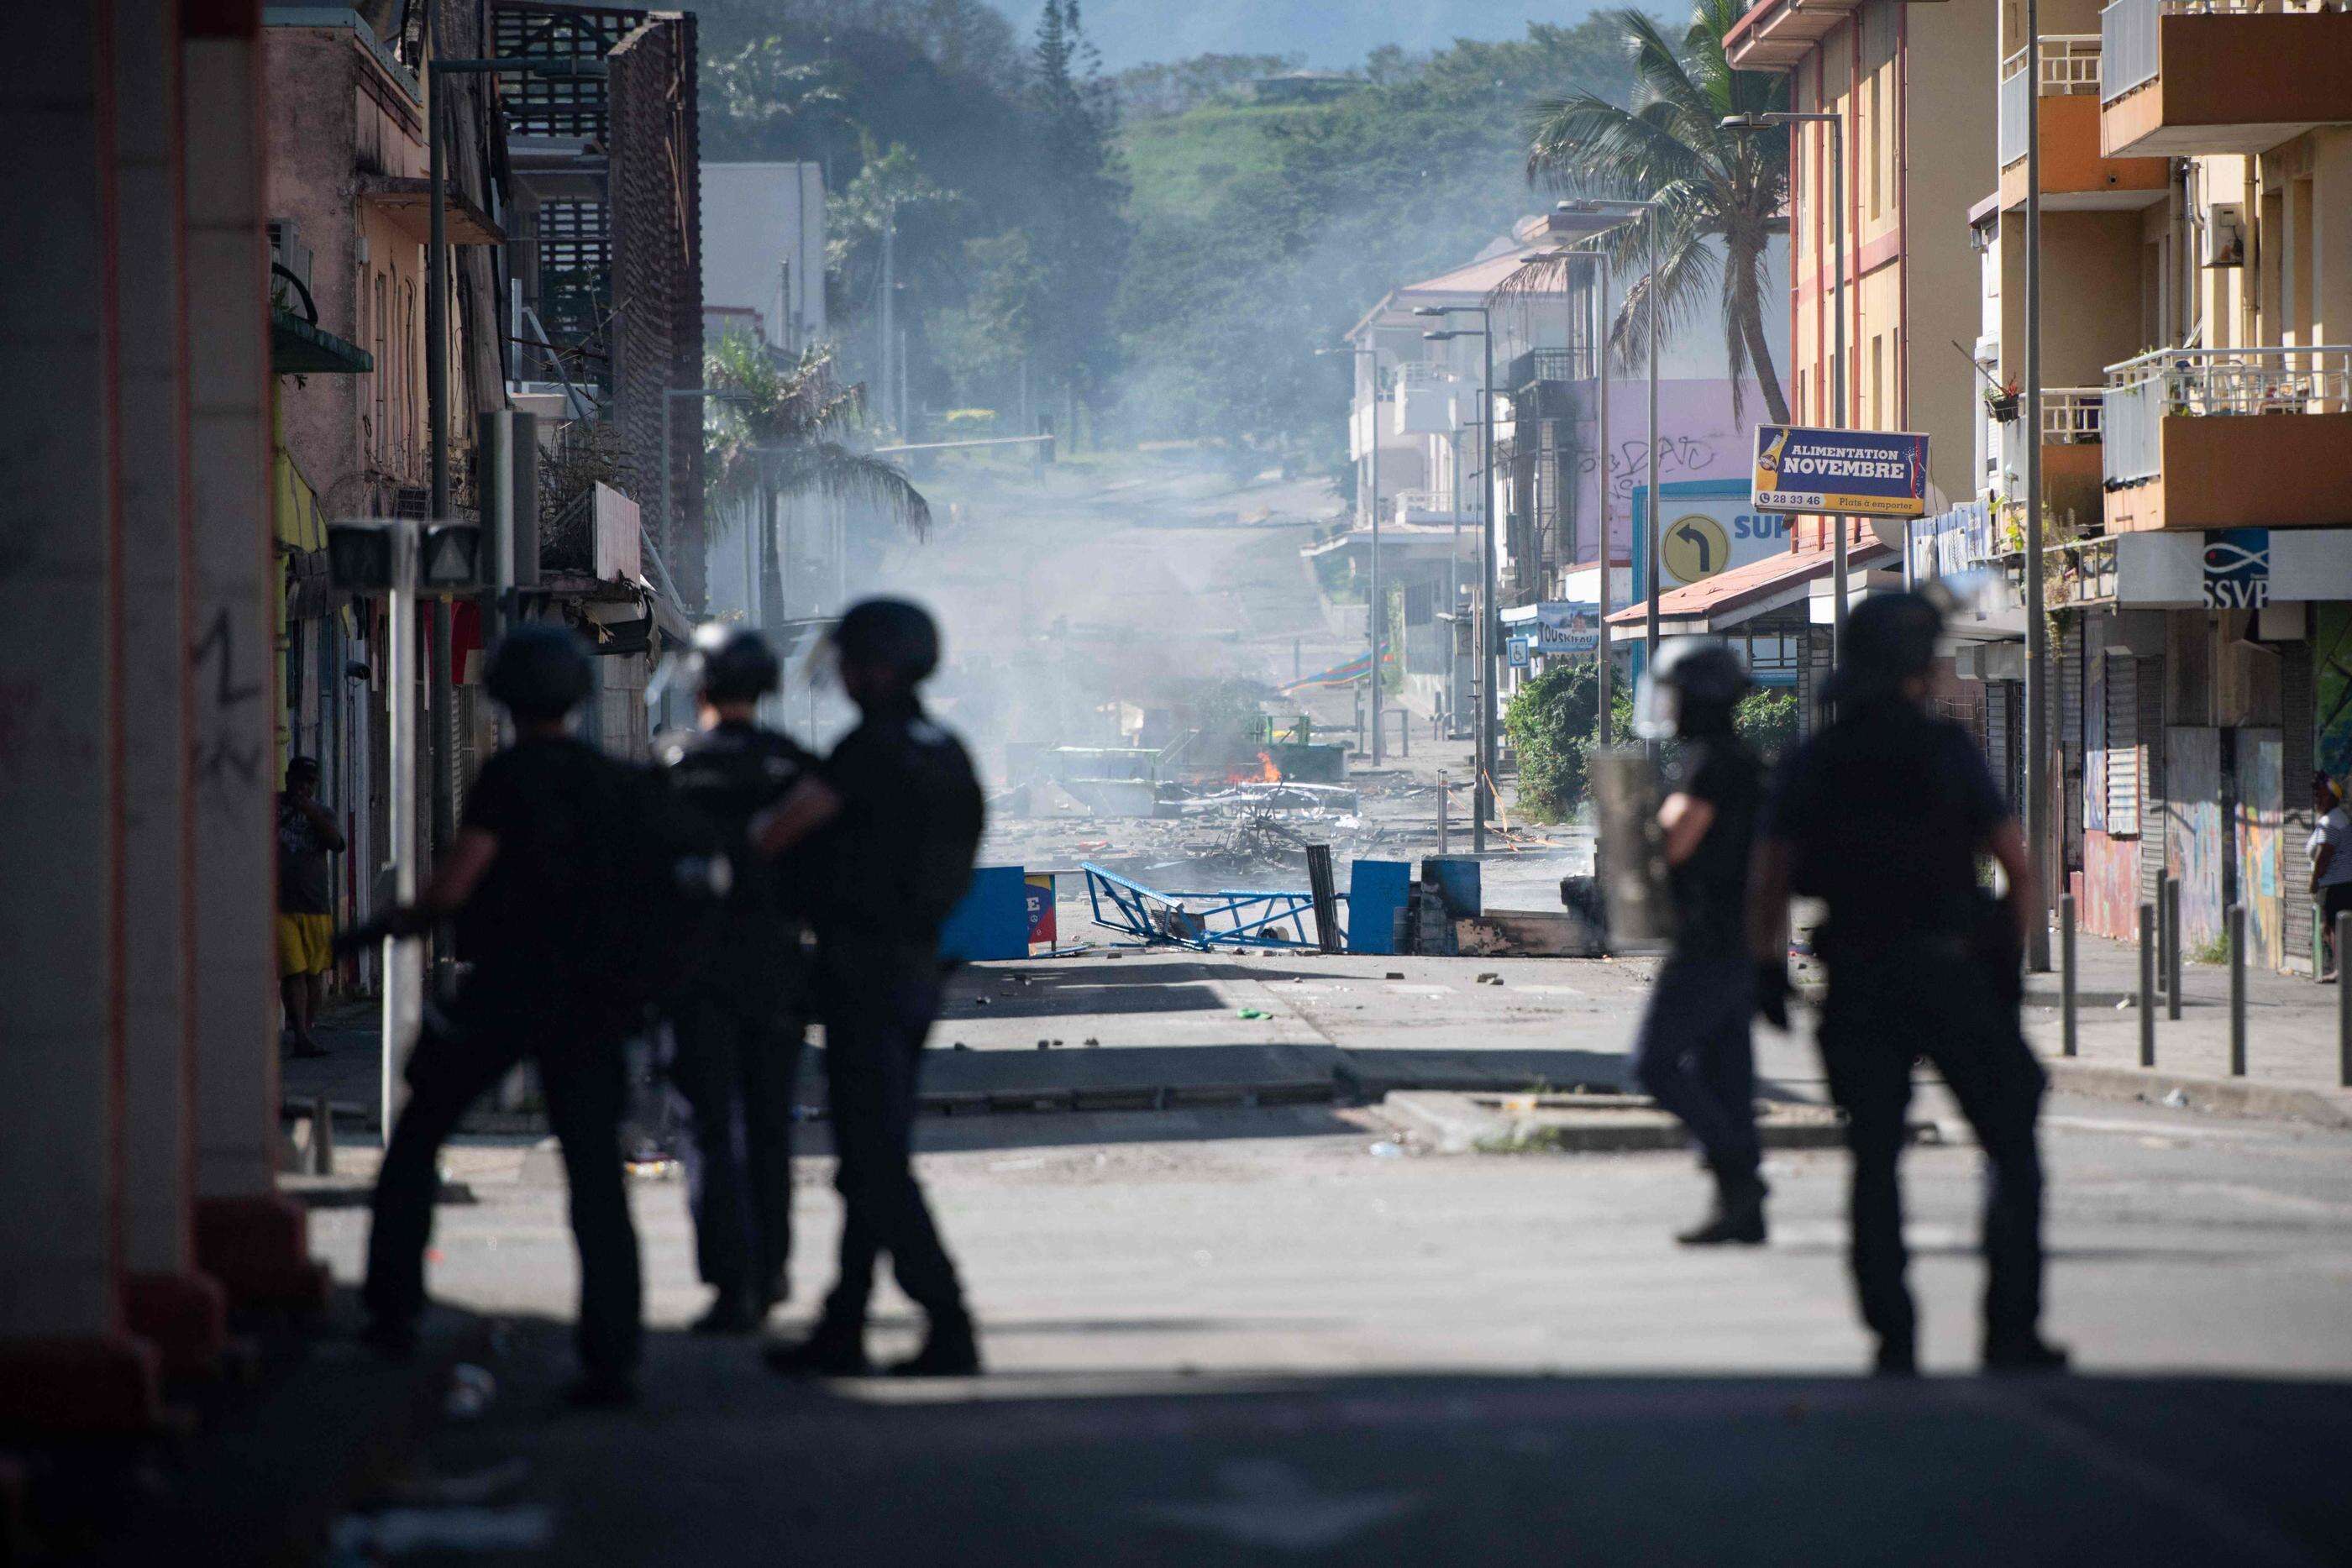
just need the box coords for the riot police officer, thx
[662,623,820,1335]
[750,599,984,1378]
[1630,638,1767,1245]
[1751,593,2066,1377]
[361,625,645,1405]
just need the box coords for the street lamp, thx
[1418,304,1495,852]
[1724,109,1848,660]
[1317,343,1387,763]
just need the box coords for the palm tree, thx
[703,333,931,621]
[1518,1,1791,426]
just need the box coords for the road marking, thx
[1134,1459,1418,1552]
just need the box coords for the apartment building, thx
[1916,0,2352,974]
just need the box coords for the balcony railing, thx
[1505,347,1593,388]
[1392,488,1462,523]
[2044,387,2105,443]
[2103,0,2346,105]
[2103,344,2352,485]
[1999,36,2103,166]
[1395,362,1457,389]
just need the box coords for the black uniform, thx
[365,735,644,1377]
[1633,735,1765,1188]
[1763,697,2047,1359]
[661,720,818,1312]
[806,694,984,1340]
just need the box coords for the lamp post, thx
[1417,307,1494,852]
[1725,109,1847,661]
[2022,0,2053,971]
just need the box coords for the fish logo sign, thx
[2201,529,2271,610]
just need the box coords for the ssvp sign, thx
[1751,426,1930,519]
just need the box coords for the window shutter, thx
[2107,654,2141,836]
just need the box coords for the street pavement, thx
[269,941,2352,1565]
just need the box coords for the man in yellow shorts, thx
[276,757,344,1057]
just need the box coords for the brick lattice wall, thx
[607,13,702,611]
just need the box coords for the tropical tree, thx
[703,333,931,616]
[1518,1,1790,425]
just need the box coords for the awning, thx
[360,176,506,246]
[271,308,374,375]
[1607,543,1894,639]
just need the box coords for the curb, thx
[2040,1058,2352,1130]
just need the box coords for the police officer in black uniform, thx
[1751,593,2066,1377]
[361,625,645,1405]
[1630,638,1767,1245]
[751,599,984,1378]
[662,623,820,1335]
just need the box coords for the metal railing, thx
[2001,36,2103,166]
[1391,488,1461,522]
[1505,347,1593,388]
[2102,344,2352,485]
[1395,362,1458,389]
[2044,386,2104,443]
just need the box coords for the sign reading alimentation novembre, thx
[1751,425,1930,519]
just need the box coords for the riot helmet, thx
[686,621,781,705]
[831,597,940,684]
[1824,591,1942,703]
[1633,637,1749,740]
[484,623,593,721]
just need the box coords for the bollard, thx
[2228,904,2246,1078]
[311,1093,336,1177]
[1437,771,1450,857]
[2138,902,2157,1068]
[2164,876,2182,1021]
[2339,912,2352,1088]
[2060,894,2077,1058]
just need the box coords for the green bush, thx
[1735,688,1798,763]
[1504,664,1604,822]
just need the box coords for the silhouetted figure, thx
[753,599,984,1378]
[1629,639,1766,1245]
[1751,593,2066,1377]
[661,623,819,1335]
[276,755,346,1058]
[360,626,645,1406]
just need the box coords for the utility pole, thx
[2024,0,2053,970]
[1369,351,1383,765]
[879,209,895,434]
[1643,202,1662,679]
[423,8,455,861]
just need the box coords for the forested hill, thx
[688,0,1637,477]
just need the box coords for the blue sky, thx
[999,0,1623,72]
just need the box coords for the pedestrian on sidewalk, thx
[358,626,646,1407]
[753,599,985,1379]
[1749,592,2067,1379]
[2309,774,2351,982]
[276,756,345,1059]
[660,624,820,1335]
[1629,639,1767,1245]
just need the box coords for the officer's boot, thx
[763,1314,871,1377]
[691,1288,764,1336]
[1676,1170,1768,1246]
[890,1310,980,1378]
[1982,1335,2070,1375]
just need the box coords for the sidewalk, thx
[2022,928,2352,1119]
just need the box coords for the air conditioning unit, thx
[2202,202,2246,268]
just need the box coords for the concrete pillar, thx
[0,3,165,1432]
[116,0,229,1379]
[184,0,328,1312]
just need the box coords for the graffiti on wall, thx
[2318,606,2352,788]
[2165,727,2224,956]
[2078,829,2141,944]
[2239,731,2285,971]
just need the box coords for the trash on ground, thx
[1367,1141,1405,1159]
[2161,1087,2191,1109]
[332,1505,555,1556]
[443,1363,498,1421]
[1237,1007,1271,1020]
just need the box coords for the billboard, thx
[1631,480,1791,596]
[1751,426,1930,519]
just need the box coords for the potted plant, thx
[1983,379,2022,423]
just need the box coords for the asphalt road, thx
[302,1083,2352,1565]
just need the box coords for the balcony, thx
[1349,396,1415,460]
[1997,36,2168,209]
[1394,362,1464,435]
[1392,488,1467,525]
[2102,346,2352,532]
[2100,0,2352,157]
[1506,347,1594,390]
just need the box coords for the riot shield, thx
[1590,745,1673,952]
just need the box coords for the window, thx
[2105,653,2140,836]
[1871,335,1885,428]
[371,272,387,467]
[1868,68,1883,218]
